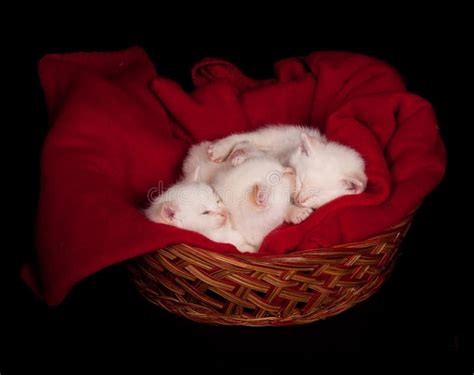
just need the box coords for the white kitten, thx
[182,140,265,183]
[289,133,367,208]
[212,157,311,249]
[208,125,367,209]
[144,181,257,253]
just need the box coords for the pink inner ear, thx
[283,167,295,176]
[343,177,366,194]
[300,133,313,156]
[252,184,270,207]
[160,202,176,223]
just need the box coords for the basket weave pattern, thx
[129,217,412,326]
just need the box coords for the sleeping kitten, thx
[212,157,311,249]
[207,125,367,209]
[144,179,257,253]
[182,140,265,184]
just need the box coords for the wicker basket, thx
[129,216,412,326]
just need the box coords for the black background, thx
[2,13,472,372]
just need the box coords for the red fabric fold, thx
[26,47,446,305]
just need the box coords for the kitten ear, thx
[342,174,367,194]
[283,167,295,177]
[157,202,177,224]
[300,133,314,156]
[251,183,270,208]
[191,166,200,182]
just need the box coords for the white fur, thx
[144,181,256,253]
[182,140,265,183]
[212,157,307,248]
[208,125,367,209]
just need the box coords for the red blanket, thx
[22,47,446,305]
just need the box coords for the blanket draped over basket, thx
[22,47,446,305]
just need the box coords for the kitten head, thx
[145,181,228,232]
[289,133,367,208]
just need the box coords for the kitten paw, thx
[286,206,313,224]
[207,142,230,163]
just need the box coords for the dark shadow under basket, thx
[129,216,413,326]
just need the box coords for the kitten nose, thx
[217,209,227,219]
